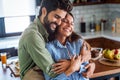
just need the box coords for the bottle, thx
[95,22,100,32]
[100,19,106,32]
[89,15,96,32]
[80,17,86,33]
[112,21,116,33]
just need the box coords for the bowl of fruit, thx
[102,49,120,62]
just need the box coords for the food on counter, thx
[103,49,120,60]
[15,61,20,70]
[91,49,100,58]
[91,48,102,59]
[103,49,114,59]
[114,49,120,60]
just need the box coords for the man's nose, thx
[56,19,62,25]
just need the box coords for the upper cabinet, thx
[73,0,105,6]
[72,0,120,6]
[105,0,120,3]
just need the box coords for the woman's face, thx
[58,14,74,37]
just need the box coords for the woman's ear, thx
[41,7,47,17]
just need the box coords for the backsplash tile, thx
[72,4,120,33]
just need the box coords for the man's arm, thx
[26,31,57,77]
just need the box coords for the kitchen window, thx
[5,16,30,33]
[0,0,36,37]
[0,15,35,37]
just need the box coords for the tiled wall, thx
[72,4,120,33]
[107,4,120,30]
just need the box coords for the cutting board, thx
[8,63,20,77]
[99,57,120,67]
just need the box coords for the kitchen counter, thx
[0,31,120,49]
[90,59,120,80]
[79,31,120,42]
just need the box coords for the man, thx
[18,0,73,80]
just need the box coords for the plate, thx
[102,57,120,63]
[99,57,120,67]
[7,56,18,65]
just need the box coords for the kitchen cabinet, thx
[105,0,120,3]
[73,0,105,6]
[72,0,120,6]
[86,37,104,48]
[86,37,120,49]
[104,38,120,49]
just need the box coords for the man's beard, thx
[44,15,58,41]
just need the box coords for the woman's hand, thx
[82,62,95,78]
[65,55,82,76]
[80,41,91,62]
[52,59,70,74]
[70,55,82,72]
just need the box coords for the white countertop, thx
[79,31,120,42]
[0,31,120,49]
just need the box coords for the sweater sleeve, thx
[26,31,57,77]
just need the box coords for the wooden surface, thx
[86,37,120,50]
[7,63,20,77]
[90,59,120,78]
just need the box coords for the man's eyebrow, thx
[55,14,61,18]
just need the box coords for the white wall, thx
[0,0,4,17]
[0,0,36,17]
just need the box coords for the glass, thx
[1,52,7,68]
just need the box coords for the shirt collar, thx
[53,39,70,48]
[34,18,49,42]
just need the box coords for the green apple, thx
[114,53,120,60]
[114,49,120,60]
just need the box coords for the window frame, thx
[0,15,35,38]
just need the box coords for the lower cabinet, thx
[86,37,120,49]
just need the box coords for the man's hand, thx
[52,59,70,74]
[82,62,95,78]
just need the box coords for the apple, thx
[103,49,114,60]
[114,49,120,60]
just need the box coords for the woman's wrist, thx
[65,66,75,76]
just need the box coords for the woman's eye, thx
[62,19,68,23]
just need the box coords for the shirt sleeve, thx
[78,62,89,74]
[26,31,57,77]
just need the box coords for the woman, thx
[44,13,92,80]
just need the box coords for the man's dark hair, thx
[39,0,73,16]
